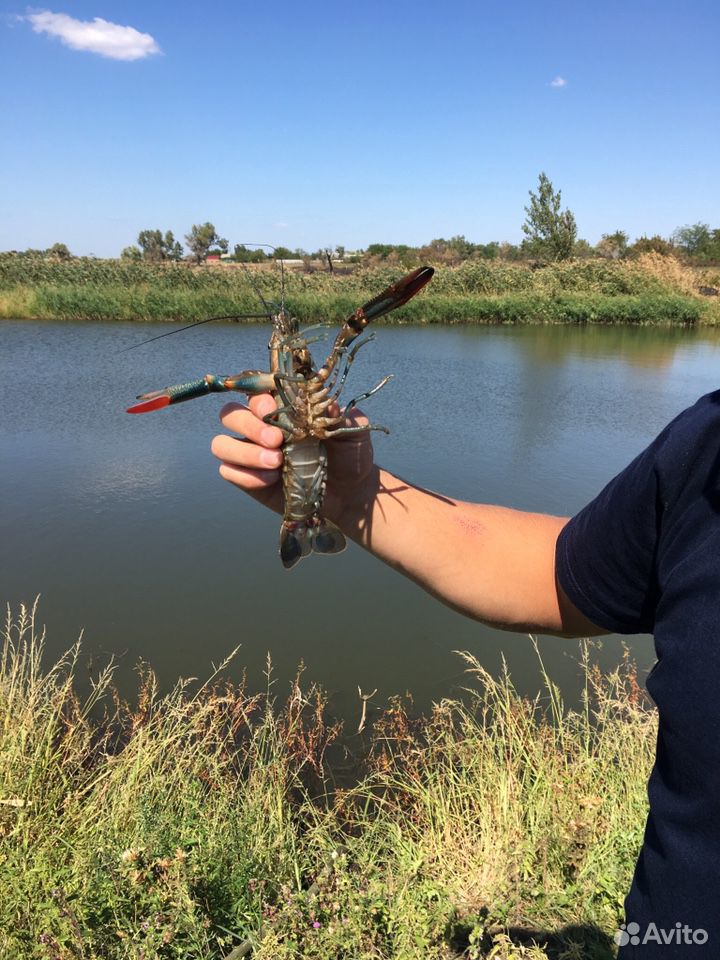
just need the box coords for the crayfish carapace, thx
[127,265,434,568]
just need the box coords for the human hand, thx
[210,394,377,527]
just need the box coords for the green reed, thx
[0,602,654,959]
[0,255,710,325]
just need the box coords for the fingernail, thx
[261,427,279,445]
[260,449,282,467]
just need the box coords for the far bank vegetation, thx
[2,174,719,325]
[0,250,717,326]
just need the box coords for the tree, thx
[137,229,183,262]
[365,243,417,267]
[521,172,577,261]
[447,235,475,259]
[572,238,594,259]
[498,241,522,261]
[121,245,142,261]
[365,244,394,259]
[475,242,500,260]
[596,230,629,259]
[164,231,184,261]
[184,223,228,263]
[47,242,72,260]
[705,229,720,263]
[233,244,267,263]
[673,223,712,257]
[628,235,674,257]
[137,230,161,261]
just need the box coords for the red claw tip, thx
[127,396,171,414]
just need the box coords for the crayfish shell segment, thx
[279,519,346,570]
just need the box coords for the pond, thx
[2,319,718,719]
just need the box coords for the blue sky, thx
[2,0,718,257]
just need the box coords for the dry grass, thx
[0,604,655,958]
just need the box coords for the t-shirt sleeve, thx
[555,434,667,635]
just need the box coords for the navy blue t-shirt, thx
[556,390,720,957]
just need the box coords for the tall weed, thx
[0,605,654,958]
[0,254,712,325]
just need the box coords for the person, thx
[212,390,720,958]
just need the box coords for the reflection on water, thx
[2,319,719,718]
[512,322,698,370]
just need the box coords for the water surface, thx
[2,319,718,719]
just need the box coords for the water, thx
[2,319,718,719]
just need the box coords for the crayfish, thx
[127,265,434,568]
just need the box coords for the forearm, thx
[213,399,599,637]
[331,466,570,634]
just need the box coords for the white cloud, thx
[25,9,161,61]
[549,76,567,88]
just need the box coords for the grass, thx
[0,602,656,959]
[0,253,716,325]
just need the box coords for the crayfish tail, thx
[279,519,346,569]
[280,523,312,569]
[313,519,346,556]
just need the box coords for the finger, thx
[342,405,369,427]
[211,434,283,471]
[249,393,280,421]
[218,462,280,491]
[218,463,283,515]
[219,397,284,448]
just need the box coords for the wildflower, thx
[312,921,321,929]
